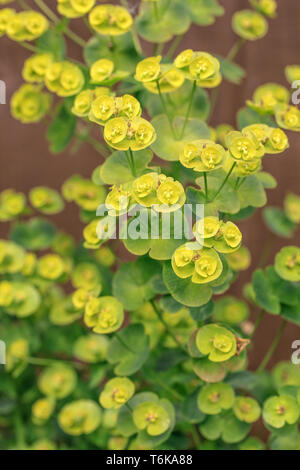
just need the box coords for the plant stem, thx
[213,162,236,201]
[150,300,186,352]
[76,132,109,157]
[64,28,86,48]
[142,367,184,402]
[180,80,196,138]
[165,34,184,60]
[120,0,143,55]
[34,0,59,22]
[125,402,133,412]
[128,148,136,176]
[14,409,26,449]
[156,80,177,139]
[226,38,246,62]
[257,320,287,373]
[17,0,30,10]
[191,425,201,449]
[203,172,208,201]
[250,309,265,338]
[207,86,220,123]
[19,42,38,53]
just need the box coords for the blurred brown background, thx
[0,0,299,377]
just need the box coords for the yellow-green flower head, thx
[274,246,300,282]
[38,365,77,399]
[7,10,48,41]
[52,232,75,257]
[22,53,53,83]
[31,439,56,451]
[62,176,106,210]
[195,217,220,240]
[143,65,185,94]
[272,361,300,388]
[89,4,133,36]
[156,176,186,211]
[104,116,156,151]
[234,396,261,423]
[213,296,249,325]
[84,296,124,334]
[58,399,102,436]
[29,186,64,214]
[196,323,237,362]
[197,382,235,415]
[0,189,26,221]
[250,0,277,18]
[94,246,115,267]
[285,65,300,84]
[133,401,171,436]
[32,397,56,425]
[0,280,13,306]
[132,172,159,207]
[189,52,221,88]
[57,0,95,18]
[100,377,135,409]
[11,84,51,124]
[90,58,114,84]
[275,104,300,131]
[0,8,15,37]
[180,140,226,172]
[37,254,65,281]
[263,395,300,429]
[192,248,223,284]
[73,334,109,363]
[89,94,115,124]
[6,338,29,377]
[232,9,268,41]
[135,56,161,83]
[22,252,37,276]
[171,243,196,280]
[45,61,84,97]
[72,288,90,310]
[5,281,41,317]
[198,219,242,253]
[216,123,234,147]
[105,185,131,213]
[234,158,261,177]
[226,131,258,161]
[0,240,26,274]
[265,127,289,154]
[225,246,251,271]
[119,94,141,120]
[284,193,300,224]
[72,87,109,117]
[174,49,195,69]
[247,83,290,114]
[83,219,101,249]
[71,262,102,290]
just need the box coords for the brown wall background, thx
[0,0,299,375]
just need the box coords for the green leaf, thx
[263,207,296,238]
[10,218,56,250]
[100,150,153,185]
[217,56,245,85]
[237,107,276,129]
[237,174,267,209]
[36,29,66,60]
[144,82,210,121]
[189,299,214,323]
[46,102,77,153]
[162,261,212,307]
[184,0,224,26]
[256,171,277,189]
[136,0,190,43]
[180,389,206,424]
[266,266,300,307]
[159,295,183,313]
[151,115,211,161]
[252,269,281,314]
[196,171,241,214]
[221,412,251,444]
[84,33,140,72]
[113,257,161,310]
[107,324,150,376]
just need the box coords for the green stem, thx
[125,402,133,412]
[250,309,265,338]
[180,80,196,138]
[120,0,143,55]
[142,367,184,402]
[14,409,26,449]
[156,80,177,139]
[17,0,30,10]
[19,42,38,53]
[64,27,86,48]
[257,320,287,373]
[208,86,220,123]
[165,34,184,60]
[150,300,186,352]
[213,162,236,201]
[34,0,59,22]
[76,133,109,157]
[128,148,136,176]
[226,38,246,62]
[191,425,201,449]
[203,172,208,201]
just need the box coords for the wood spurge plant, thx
[1,0,300,452]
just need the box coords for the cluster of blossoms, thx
[2,0,300,453]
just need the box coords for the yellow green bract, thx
[99,377,135,409]
[58,399,102,435]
